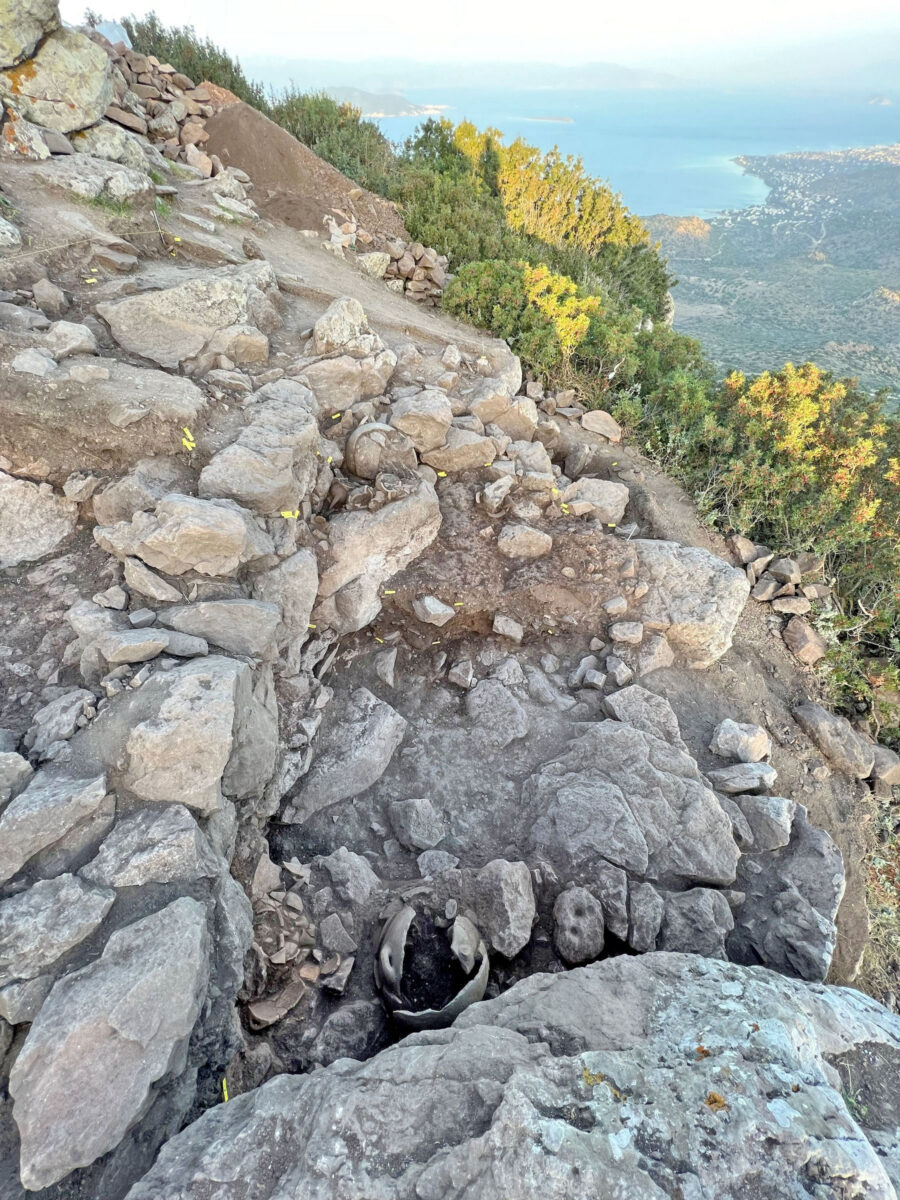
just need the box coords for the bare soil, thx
[203,103,409,242]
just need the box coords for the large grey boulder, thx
[93,458,193,527]
[0,873,114,990]
[125,952,900,1200]
[472,859,535,957]
[14,153,154,205]
[709,718,771,763]
[123,657,257,814]
[0,27,112,133]
[95,493,274,577]
[0,0,59,69]
[561,477,629,522]
[389,389,453,452]
[0,772,108,884]
[10,897,210,1190]
[199,379,319,513]
[527,721,739,887]
[312,295,383,357]
[288,688,407,822]
[96,261,281,370]
[634,539,750,668]
[729,805,845,981]
[80,805,221,888]
[158,599,281,658]
[299,351,396,411]
[0,472,77,568]
[794,701,876,780]
[251,548,318,669]
[658,887,734,958]
[314,481,441,633]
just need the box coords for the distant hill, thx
[243,56,685,94]
[322,87,443,117]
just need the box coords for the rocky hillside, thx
[1,4,899,1198]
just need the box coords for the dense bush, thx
[267,92,394,193]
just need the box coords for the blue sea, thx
[376,88,900,217]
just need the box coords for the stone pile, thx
[382,238,450,305]
[731,536,833,665]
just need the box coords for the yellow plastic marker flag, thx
[383,590,396,595]
[308,623,317,630]
[551,487,559,495]
[454,601,463,607]
[83,277,97,284]
[608,524,616,528]
[331,412,341,419]
[432,639,441,645]
[437,471,447,478]
[280,510,300,519]
[327,456,333,464]
[374,636,384,644]
[222,1078,229,1103]
[173,236,181,242]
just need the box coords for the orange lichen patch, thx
[1,57,39,95]
[695,1045,711,1060]
[704,1092,729,1112]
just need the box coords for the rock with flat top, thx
[709,718,771,763]
[96,494,274,577]
[782,616,827,665]
[473,859,535,957]
[9,898,209,1190]
[0,27,112,132]
[0,772,108,884]
[389,390,453,452]
[497,523,553,559]
[413,595,455,626]
[81,805,221,887]
[0,873,113,991]
[289,689,407,822]
[96,261,280,370]
[658,887,733,958]
[580,409,622,441]
[793,701,875,780]
[706,761,777,794]
[0,753,33,804]
[0,472,77,568]
[158,600,280,658]
[422,428,496,473]
[389,798,446,851]
[312,296,382,358]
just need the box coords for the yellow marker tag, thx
[551,487,560,495]
[308,623,316,629]
[280,510,300,519]
[331,412,341,419]
[432,639,441,645]
[612,462,618,466]
[437,471,447,478]
[83,277,97,284]
[561,504,570,514]
[383,589,396,596]
[608,523,616,528]
[374,636,384,644]
[327,456,333,464]
[547,629,555,634]
[173,236,181,242]
[454,601,463,607]
[181,437,195,450]
[484,462,492,467]
[222,1078,229,1103]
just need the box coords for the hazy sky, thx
[60,0,900,65]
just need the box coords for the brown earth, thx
[202,102,409,242]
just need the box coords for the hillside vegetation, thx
[118,13,900,746]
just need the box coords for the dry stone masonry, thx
[0,6,898,1196]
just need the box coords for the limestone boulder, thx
[287,688,407,822]
[634,539,750,668]
[158,600,280,659]
[472,859,535,958]
[92,458,192,527]
[793,701,876,780]
[0,472,77,568]
[709,718,771,762]
[0,772,108,885]
[199,379,319,513]
[389,390,453,453]
[126,953,900,1200]
[81,805,221,888]
[299,350,396,411]
[17,153,154,204]
[312,296,383,357]
[0,752,33,804]
[95,494,274,577]
[122,656,255,814]
[552,885,605,964]
[497,523,553,559]
[526,721,739,887]
[71,120,147,171]
[729,805,845,981]
[10,898,209,1190]
[0,873,114,993]
[96,261,281,370]
[0,28,112,133]
[251,548,318,668]
[657,887,734,958]
[315,481,441,634]
[562,477,629,522]
[422,427,496,473]
[0,0,58,69]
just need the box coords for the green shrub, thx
[267,91,394,191]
